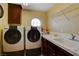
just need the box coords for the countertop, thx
[42,33,79,56]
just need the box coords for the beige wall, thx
[21,10,47,28]
[0,3,8,28]
[0,3,8,55]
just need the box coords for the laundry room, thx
[1,3,79,56]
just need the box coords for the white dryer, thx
[3,26,24,56]
[25,26,41,56]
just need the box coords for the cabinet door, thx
[52,14,71,33]
[8,3,22,25]
[56,46,73,56]
[47,41,56,56]
[47,47,56,56]
[42,37,48,56]
[63,4,79,20]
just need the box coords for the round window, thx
[31,18,41,27]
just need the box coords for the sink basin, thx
[54,38,79,50]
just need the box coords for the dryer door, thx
[4,29,21,44]
[27,29,41,42]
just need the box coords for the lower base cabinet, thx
[42,37,73,56]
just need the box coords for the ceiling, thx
[21,3,55,11]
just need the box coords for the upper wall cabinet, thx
[50,4,79,33]
[63,4,79,20]
[50,14,71,33]
[8,3,22,25]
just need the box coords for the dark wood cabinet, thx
[47,40,56,56]
[8,3,22,25]
[42,37,48,56]
[42,37,73,56]
[56,46,73,56]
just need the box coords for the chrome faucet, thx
[71,34,76,40]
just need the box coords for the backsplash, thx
[49,32,79,41]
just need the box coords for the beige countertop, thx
[42,33,79,56]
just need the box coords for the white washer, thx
[25,26,41,50]
[3,26,24,53]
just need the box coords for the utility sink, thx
[54,38,79,51]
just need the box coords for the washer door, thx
[27,29,41,42]
[4,29,21,44]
